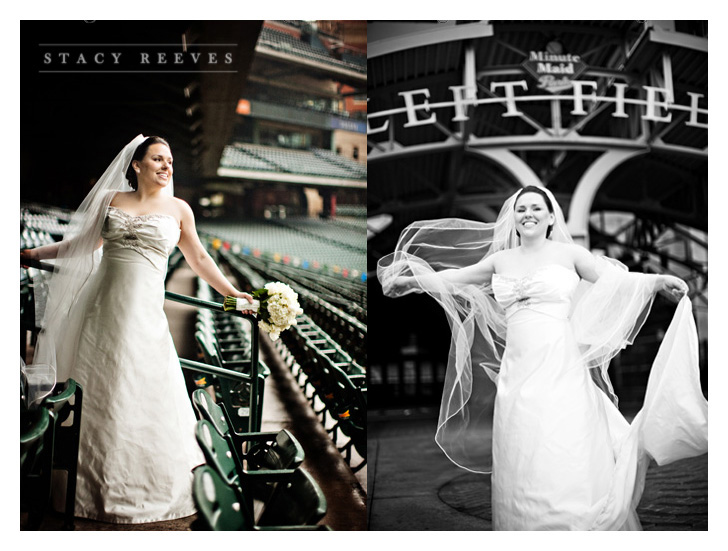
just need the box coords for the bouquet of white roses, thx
[224,281,303,341]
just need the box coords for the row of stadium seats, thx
[269,216,365,252]
[294,288,366,367]
[220,143,366,180]
[258,26,365,74]
[190,390,330,530]
[218,247,365,346]
[22,215,68,239]
[176,260,337,529]
[277,321,367,472]
[222,248,366,322]
[329,209,367,228]
[172,270,332,529]
[198,219,366,276]
[193,279,270,434]
[312,148,367,178]
[21,227,59,251]
[215,249,366,471]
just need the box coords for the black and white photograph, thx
[19,19,367,532]
[367,20,708,531]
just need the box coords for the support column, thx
[320,188,337,219]
[567,149,646,247]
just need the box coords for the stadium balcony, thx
[257,27,366,75]
[219,143,366,184]
[245,87,366,122]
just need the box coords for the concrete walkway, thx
[368,408,707,531]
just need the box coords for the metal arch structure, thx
[367,21,707,297]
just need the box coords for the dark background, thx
[21,20,263,209]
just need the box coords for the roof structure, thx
[367,21,708,262]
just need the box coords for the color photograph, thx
[20,19,367,532]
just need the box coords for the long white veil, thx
[377,186,701,474]
[27,134,174,404]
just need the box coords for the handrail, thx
[21,257,263,433]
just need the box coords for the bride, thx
[21,135,254,523]
[378,185,708,530]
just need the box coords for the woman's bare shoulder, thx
[548,240,586,255]
[169,197,196,226]
[490,249,513,271]
[562,241,592,258]
[108,190,129,206]
[170,196,192,214]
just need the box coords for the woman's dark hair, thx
[125,136,171,191]
[514,185,555,238]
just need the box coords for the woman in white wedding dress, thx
[22,136,255,523]
[378,185,708,531]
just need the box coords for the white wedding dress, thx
[490,264,707,530]
[55,206,204,523]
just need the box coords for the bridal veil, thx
[377,186,707,474]
[27,134,174,402]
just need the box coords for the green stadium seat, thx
[195,418,326,526]
[192,465,331,531]
[194,418,296,511]
[20,406,54,530]
[41,378,83,530]
[191,388,305,472]
[257,467,328,527]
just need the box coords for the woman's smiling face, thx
[514,192,554,238]
[134,143,173,189]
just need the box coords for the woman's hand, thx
[230,290,256,315]
[390,276,411,294]
[20,248,36,268]
[659,275,689,300]
[389,276,423,295]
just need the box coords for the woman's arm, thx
[21,237,103,264]
[571,243,687,298]
[391,253,497,293]
[21,196,114,264]
[176,200,254,310]
[572,244,600,283]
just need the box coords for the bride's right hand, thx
[390,276,418,294]
[20,248,35,268]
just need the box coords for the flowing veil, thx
[377,186,704,474]
[27,134,173,405]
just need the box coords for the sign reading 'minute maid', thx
[522,50,587,93]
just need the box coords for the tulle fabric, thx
[28,135,174,391]
[376,187,703,475]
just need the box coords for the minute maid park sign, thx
[522,50,587,93]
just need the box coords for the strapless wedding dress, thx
[56,206,204,523]
[491,264,707,530]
